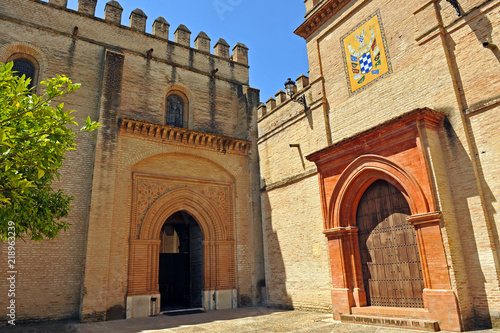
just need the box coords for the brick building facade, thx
[259,0,500,331]
[0,0,264,323]
[1,0,500,331]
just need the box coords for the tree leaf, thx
[0,61,98,241]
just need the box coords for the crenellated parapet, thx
[43,0,249,66]
[56,0,251,66]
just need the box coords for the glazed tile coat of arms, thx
[341,10,392,96]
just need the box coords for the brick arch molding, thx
[0,42,46,65]
[0,42,46,89]
[328,154,430,230]
[140,187,227,241]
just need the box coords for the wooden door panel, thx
[357,180,424,308]
[189,221,203,308]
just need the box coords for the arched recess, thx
[328,154,430,230]
[128,187,236,303]
[131,152,235,184]
[0,43,46,90]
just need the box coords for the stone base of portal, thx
[341,312,440,331]
[332,288,462,332]
[423,289,461,332]
[203,289,238,310]
[126,289,238,319]
[126,293,161,318]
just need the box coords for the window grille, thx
[12,58,36,90]
[166,94,184,128]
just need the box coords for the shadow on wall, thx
[439,5,500,328]
[442,116,498,329]
[467,6,500,64]
[260,190,293,310]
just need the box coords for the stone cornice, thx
[119,118,251,155]
[295,0,352,39]
[407,212,442,227]
[323,226,359,237]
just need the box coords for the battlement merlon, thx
[7,0,251,83]
[214,38,230,59]
[175,24,191,47]
[195,32,211,53]
[104,1,123,25]
[49,0,68,7]
[129,8,147,32]
[78,0,97,16]
[152,17,169,40]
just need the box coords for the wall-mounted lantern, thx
[284,78,307,110]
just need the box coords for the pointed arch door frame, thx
[306,109,462,331]
[324,155,432,306]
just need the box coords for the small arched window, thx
[166,94,185,128]
[8,55,38,91]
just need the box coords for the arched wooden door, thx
[356,179,425,308]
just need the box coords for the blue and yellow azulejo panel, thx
[341,10,392,96]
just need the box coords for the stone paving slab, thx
[1,307,499,333]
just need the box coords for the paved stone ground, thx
[1,308,499,333]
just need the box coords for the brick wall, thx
[262,176,332,312]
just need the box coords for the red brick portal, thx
[307,109,462,332]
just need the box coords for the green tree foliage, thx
[0,62,99,241]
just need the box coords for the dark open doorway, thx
[159,211,203,311]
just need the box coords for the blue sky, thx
[65,0,310,103]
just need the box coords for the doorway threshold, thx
[162,308,206,316]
